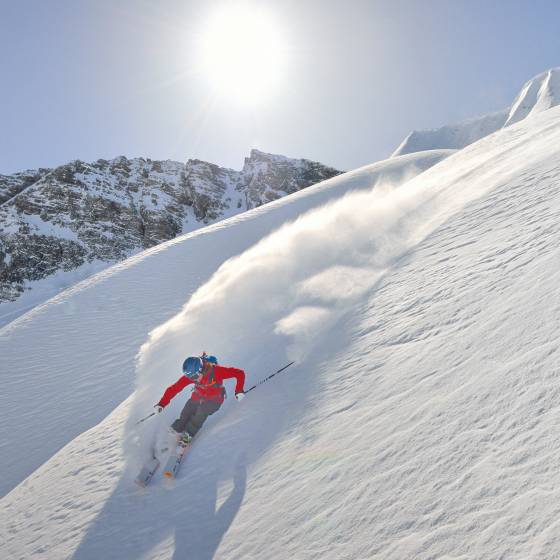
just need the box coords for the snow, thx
[3,102,560,559]
[0,259,119,327]
[393,110,508,157]
[394,67,560,157]
[0,148,450,498]
[505,68,560,126]
[0,150,340,325]
[17,212,81,241]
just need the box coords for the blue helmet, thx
[182,357,203,379]
[203,355,218,364]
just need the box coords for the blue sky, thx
[1,0,560,174]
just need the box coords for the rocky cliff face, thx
[0,168,52,205]
[0,151,341,303]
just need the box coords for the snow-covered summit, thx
[243,148,292,164]
[505,67,560,126]
[393,110,508,157]
[393,67,560,156]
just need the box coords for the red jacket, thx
[158,364,246,406]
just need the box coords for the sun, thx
[194,5,288,105]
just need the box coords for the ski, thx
[135,455,160,487]
[163,441,190,479]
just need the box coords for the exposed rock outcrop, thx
[0,151,341,302]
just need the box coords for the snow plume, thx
[126,179,446,464]
[125,118,545,468]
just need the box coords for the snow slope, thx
[3,104,560,559]
[393,67,560,156]
[0,149,451,498]
[393,109,508,156]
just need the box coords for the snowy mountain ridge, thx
[0,150,341,322]
[505,67,560,126]
[393,67,560,156]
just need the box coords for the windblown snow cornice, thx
[393,67,560,157]
[0,150,342,303]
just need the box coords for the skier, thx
[154,353,246,444]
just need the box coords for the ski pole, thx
[136,411,156,425]
[245,361,295,394]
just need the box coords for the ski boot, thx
[180,431,193,445]
[163,431,193,479]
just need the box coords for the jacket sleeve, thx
[157,376,192,407]
[216,365,246,394]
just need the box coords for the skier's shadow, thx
[71,452,247,560]
[72,312,357,559]
[172,454,247,560]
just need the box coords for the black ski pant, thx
[171,397,222,437]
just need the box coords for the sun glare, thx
[195,5,287,104]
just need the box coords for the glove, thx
[154,404,164,413]
[235,392,245,402]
